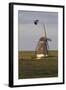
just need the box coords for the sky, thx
[18,10,58,51]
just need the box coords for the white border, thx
[13,5,63,85]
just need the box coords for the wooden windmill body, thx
[36,36,48,59]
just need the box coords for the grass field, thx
[18,51,58,79]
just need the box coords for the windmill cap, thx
[40,37,46,41]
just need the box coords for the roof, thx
[39,37,46,41]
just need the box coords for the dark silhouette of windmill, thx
[34,20,51,59]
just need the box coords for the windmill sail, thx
[34,20,51,59]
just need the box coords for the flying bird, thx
[34,20,39,25]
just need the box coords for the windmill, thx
[34,20,51,59]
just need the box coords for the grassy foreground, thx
[18,51,58,79]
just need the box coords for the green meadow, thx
[18,51,58,79]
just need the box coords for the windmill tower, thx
[34,20,51,59]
